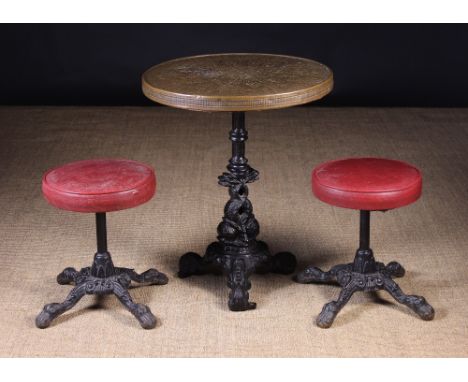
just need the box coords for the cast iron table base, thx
[36,213,168,329]
[295,211,435,328]
[179,112,297,311]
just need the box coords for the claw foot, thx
[316,302,338,329]
[229,299,256,311]
[386,261,405,278]
[57,267,78,285]
[140,269,168,285]
[133,303,157,329]
[411,296,435,321]
[35,303,60,329]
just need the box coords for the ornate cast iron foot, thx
[36,283,87,329]
[382,277,435,321]
[179,241,296,311]
[296,257,434,328]
[36,252,166,329]
[294,260,404,284]
[57,267,80,285]
[226,257,256,311]
[316,278,362,328]
[112,281,157,329]
[178,112,297,311]
[115,267,169,285]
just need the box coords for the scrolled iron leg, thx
[294,263,350,284]
[226,257,256,311]
[112,281,157,329]
[116,267,168,285]
[295,266,330,283]
[316,278,360,328]
[383,277,435,321]
[36,284,87,328]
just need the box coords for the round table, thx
[142,53,333,311]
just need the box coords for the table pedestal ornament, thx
[142,53,333,310]
[178,112,296,310]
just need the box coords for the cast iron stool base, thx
[178,112,297,311]
[295,210,435,328]
[36,213,168,329]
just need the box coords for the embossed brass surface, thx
[142,53,333,111]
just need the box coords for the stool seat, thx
[312,157,422,210]
[42,159,156,213]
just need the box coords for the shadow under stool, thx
[295,157,435,328]
[36,159,168,329]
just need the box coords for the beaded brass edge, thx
[142,76,333,112]
[141,53,333,112]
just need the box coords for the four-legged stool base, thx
[36,252,168,329]
[295,250,434,328]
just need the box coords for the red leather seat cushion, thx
[42,159,156,213]
[312,158,422,211]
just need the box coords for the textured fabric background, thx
[0,106,466,357]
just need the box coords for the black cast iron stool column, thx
[142,53,334,310]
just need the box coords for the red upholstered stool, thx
[36,159,168,329]
[295,158,434,328]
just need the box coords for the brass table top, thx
[142,53,333,112]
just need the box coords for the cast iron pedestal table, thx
[142,53,333,311]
